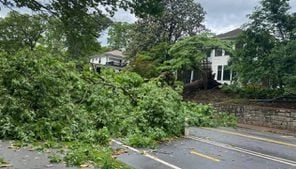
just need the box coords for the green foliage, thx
[221,84,285,99]
[273,40,296,95]
[64,143,128,168]
[0,11,110,61]
[78,127,110,145]
[1,0,164,18]
[184,103,237,127]
[248,0,295,41]
[129,42,171,78]
[0,157,8,165]
[0,48,235,144]
[130,53,160,78]
[126,0,205,56]
[49,154,63,164]
[0,48,236,166]
[108,22,134,50]
[232,29,277,86]
[0,11,47,54]
[0,49,88,141]
[167,33,233,71]
[284,75,296,95]
[127,134,156,148]
[1,0,164,58]
[61,13,112,59]
[134,81,185,136]
[231,0,296,93]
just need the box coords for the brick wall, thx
[213,103,296,133]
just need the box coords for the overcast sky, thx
[199,0,296,33]
[109,0,296,34]
[1,0,296,44]
[99,0,296,44]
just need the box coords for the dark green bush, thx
[284,75,296,95]
[221,84,285,99]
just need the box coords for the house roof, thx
[216,28,242,40]
[91,50,126,60]
[105,50,126,58]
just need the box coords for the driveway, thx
[114,127,296,169]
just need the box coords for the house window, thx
[215,48,223,56]
[223,65,231,81]
[217,65,222,80]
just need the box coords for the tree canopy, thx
[231,0,296,94]
[126,0,206,56]
[107,22,134,50]
[167,33,233,71]
[0,0,164,59]
[0,11,47,54]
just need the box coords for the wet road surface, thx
[0,140,76,169]
[114,127,296,169]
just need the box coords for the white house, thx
[208,28,242,85]
[90,50,127,72]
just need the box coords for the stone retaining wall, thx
[213,103,296,133]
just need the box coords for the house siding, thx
[209,49,232,85]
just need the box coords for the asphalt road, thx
[0,141,76,169]
[114,127,296,169]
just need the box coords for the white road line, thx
[111,139,182,169]
[186,136,296,167]
[203,128,296,148]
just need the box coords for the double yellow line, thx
[187,135,296,167]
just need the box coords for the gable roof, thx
[105,50,126,58]
[216,28,242,40]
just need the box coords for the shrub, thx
[184,103,237,127]
[63,143,128,168]
[284,75,296,95]
[221,84,285,99]
[49,154,63,163]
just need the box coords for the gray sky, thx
[199,0,296,33]
[107,0,296,34]
[1,0,296,44]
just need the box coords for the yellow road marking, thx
[187,136,296,167]
[190,150,220,162]
[203,128,296,148]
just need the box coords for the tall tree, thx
[232,29,277,86]
[0,0,164,59]
[107,22,133,50]
[0,11,47,54]
[248,0,295,41]
[232,0,296,90]
[127,0,206,56]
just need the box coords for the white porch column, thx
[190,70,194,83]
